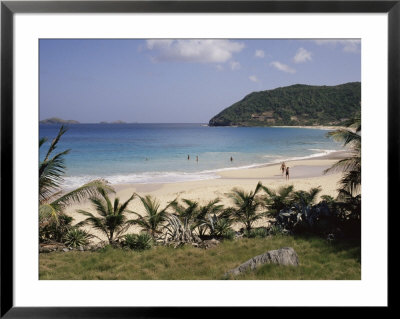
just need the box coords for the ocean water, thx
[39,123,342,189]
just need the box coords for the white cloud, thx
[249,75,258,82]
[215,64,224,71]
[314,39,360,53]
[270,61,296,74]
[293,47,312,63]
[146,39,245,63]
[230,61,241,70]
[255,50,265,58]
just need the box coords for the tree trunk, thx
[109,231,114,244]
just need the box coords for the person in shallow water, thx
[230,156,233,162]
[196,156,198,162]
[281,162,286,175]
[286,166,290,180]
[187,154,190,160]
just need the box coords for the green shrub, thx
[222,229,236,240]
[64,228,93,248]
[244,227,269,238]
[124,233,153,251]
[39,213,74,243]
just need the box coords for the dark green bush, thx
[221,229,236,240]
[244,227,269,238]
[124,233,153,251]
[39,213,73,243]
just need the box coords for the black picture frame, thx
[1,0,396,317]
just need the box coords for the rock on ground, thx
[225,247,299,277]
[200,239,220,249]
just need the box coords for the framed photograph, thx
[1,0,396,316]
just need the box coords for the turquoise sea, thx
[39,123,342,189]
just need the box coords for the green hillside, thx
[209,82,361,127]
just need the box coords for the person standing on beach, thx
[196,155,198,162]
[285,167,290,180]
[281,162,286,175]
[188,155,190,160]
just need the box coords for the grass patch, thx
[39,235,360,280]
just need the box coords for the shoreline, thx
[205,125,345,130]
[62,149,348,189]
[271,125,346,130]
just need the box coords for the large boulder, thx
[225,247,299,277]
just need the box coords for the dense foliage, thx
[208,82,361,126]
[123,233,153,251]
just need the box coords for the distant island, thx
[209,82,361,127]
[40,117,80,125]
[40,118,131,125]
[99,120,127,124]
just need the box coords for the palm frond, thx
[39,204,59,223]
[39,150,70,202]
[338,170,361,195]
[327,129,360,147]
[88,197,108,217]
[138,195,160,217]
[51,179,114,208]
[343,112,361,132]
[113,197,120,214]
[39,137,48,148]
[131,195,174,235]
[325,114,361,197]
[43,125,68,162]
[324,155,360,175]
[279,185,294,197]
[253,181,263,196]
[117,194,135,215]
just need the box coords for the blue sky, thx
[40,39,361,123]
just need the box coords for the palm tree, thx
[131,195,176,237]
[203,213,233,238]
[291,186,321,208]
[39,125,70,203]
[262,185,294,217]
[193,198,225,237]
[324,113,361,196]
[228,182,265,232]
[39,126,114,223]
[171,198,199,225]
[76,188,136,244]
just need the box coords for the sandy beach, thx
[63,150,348,242]
[271,125,346,131]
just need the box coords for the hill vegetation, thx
[209,82,361,127]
